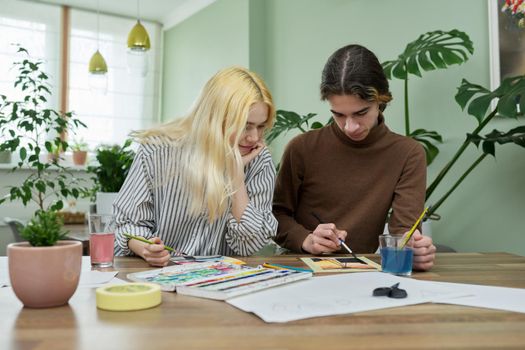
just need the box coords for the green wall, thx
[162,0,250,119]
[162,0,525,255]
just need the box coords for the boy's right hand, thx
[301,223,347,255]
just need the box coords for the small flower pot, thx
[72,150,87,166]
[8,241,82,308]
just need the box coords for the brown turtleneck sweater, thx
[273,117,426,253]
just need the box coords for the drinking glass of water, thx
[88,214,116,268]
[379,234,413,276]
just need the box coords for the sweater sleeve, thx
[273,136,311,252]
[113,146,156,256]
[388,142,427,235]
[225,150,278,256]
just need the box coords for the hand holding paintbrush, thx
[124,233,194,266]
[309,212,357,259]
[399,207,428,248]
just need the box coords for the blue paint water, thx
[380,247,413,276]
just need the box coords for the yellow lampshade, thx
[88,50,108,74]
[127,20,150,51]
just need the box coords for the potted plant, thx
[0,47,86,307]
[86,139,135,215]
[425,75,525,218]
[71,138,89,166]
[0,46,87,212]
[381,30,525,219]
[8,210,82,308]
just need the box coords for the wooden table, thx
[2,252,525,349]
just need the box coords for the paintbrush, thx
[399,207,429,248]
[123,233,194,259]
[311,212,359,260]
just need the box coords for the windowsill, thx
[0,163,88,171]
[0,152,94,171]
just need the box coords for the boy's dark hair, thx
[320,44,392,111]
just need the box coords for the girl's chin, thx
[239,146,253,155]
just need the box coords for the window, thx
[0,0,60,108]
[68,9,162,149]
[0,1,162,152]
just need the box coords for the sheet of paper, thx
[0,257,8,287]
[227,272,469,323]
[81,256,93,270]
[78,270,119,287]
[429,280,525,313]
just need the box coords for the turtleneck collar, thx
[330,114,388,147]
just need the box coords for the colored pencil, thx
[123,233,190,257]
[399,207,429,248]
[262,263,312,273]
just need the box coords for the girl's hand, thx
[241,141,265,166]
[140,237,171,267]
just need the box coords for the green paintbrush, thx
[123,233,192,258]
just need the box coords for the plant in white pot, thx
[8,210,82,308]
[86,139,135,215]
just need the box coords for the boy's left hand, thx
[409,230,436,271]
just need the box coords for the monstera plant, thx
[425,75,525,217]
[382,29,474,164]
[265,110,328,145]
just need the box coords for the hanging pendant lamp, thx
[127,20,151,52]
[88,0,108,93]
[127,0,150,77]
[88,50,107,74]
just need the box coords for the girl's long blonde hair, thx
[133,66,275,221]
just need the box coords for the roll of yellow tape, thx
[96,283,162,311]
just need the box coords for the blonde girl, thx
[114,66,277,266]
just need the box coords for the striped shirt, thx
[113,140,277,257]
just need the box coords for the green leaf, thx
[456,76,525,122]
[410,128,443,165]
[265,110,319,144]
[482,141,495,157]
[417,51,435,71]
[382,30,473,80]
[45,141,53,153]
[382,61,395,79]
[406,55,422,77]
[392,62,407,79]
[495,76,525,118]
[35,181,46,193]
[467,95,494,123]
[19,147,27,161]
[21,210,68,246]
